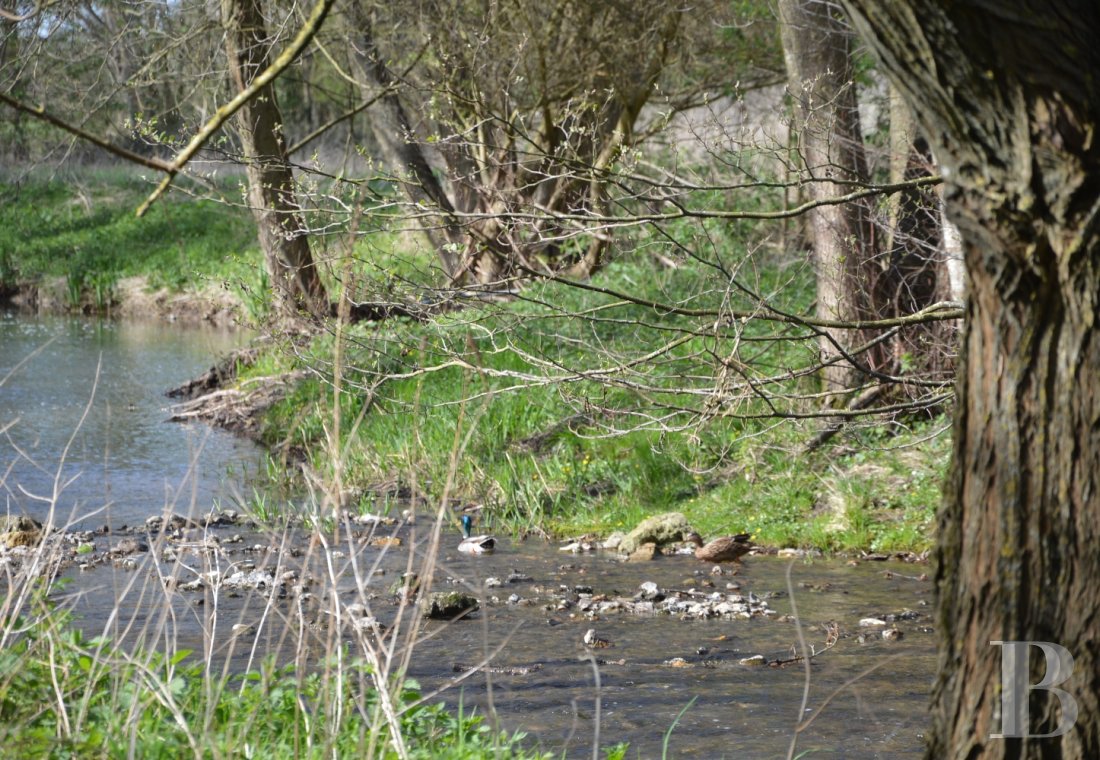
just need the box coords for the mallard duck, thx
[458,514,496,554]
[686,531,753,563]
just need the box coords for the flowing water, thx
[2,311,937,758]
[0,310,262,529]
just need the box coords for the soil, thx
[3,275,242,325]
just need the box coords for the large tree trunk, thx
[223,0,329,320]
[778,0,882,394]
[843,0,1100,756]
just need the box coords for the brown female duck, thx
[686,531,753,563]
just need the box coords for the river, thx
[0,309,262,530]
[1,311,937,758]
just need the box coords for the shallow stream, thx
[2,312,937,758]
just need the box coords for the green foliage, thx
[0,612,549,759]
[242,229,947,553]
[0,168,260,301]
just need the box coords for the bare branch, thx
[0,92,174,173]
[136,0,337,217]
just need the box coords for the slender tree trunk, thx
[891,88,966,304]
[844,1,1100,756]
[223,0,328,320]
[778,0,882,394]
[345,6,462,277]
[879,96,956,383]
[939,196,965,301]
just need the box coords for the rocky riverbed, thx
[4,508,935,757]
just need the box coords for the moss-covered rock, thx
[618,512,692,555]
[0,515,43,548]
[422,591,479,620]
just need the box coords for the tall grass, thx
[0,361,553,759]
[249,248,947,553]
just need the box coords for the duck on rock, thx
[685,531,753,563]
[459,514,496,554]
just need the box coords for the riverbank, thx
[1,168,950,556]
[4,273,242,323]
[0,166,258,323]
[2,169,946,759]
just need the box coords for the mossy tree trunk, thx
[223,0,328,320]
[843,0,1100,756]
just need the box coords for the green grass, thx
[0,166,261,297]
[1,601,550,759]
[246,242,948,554]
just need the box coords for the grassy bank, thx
[2,167,950,553]
[248,258,948,555]
[0,166,262,311]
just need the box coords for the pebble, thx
[636,581,662,601]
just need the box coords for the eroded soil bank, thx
[3,275,242,324]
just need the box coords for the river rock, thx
[602,531,626,550]
[368,536,403,548]
[422,591,479,620]
[145,514,198,534]
[0,516,43,548]
[200,569,279,590]
[390,573,421,601]
[112,537,149,555]
[618,512,693,555]
[628,542,659,562]
[636,581,663,601]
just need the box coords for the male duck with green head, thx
[459,514,496,554]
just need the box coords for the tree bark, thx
[843,1,1100,756]
[880,100,956,383]
[778,0,883,394]
[223,0,329,320]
